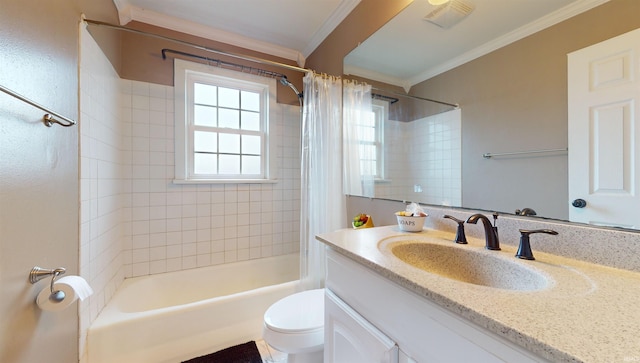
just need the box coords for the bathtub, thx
[88,254,300,363]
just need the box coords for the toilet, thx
[263,288,325,363]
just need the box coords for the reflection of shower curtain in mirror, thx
[343,80,374,198]
[300,72,345,289]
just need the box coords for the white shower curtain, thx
[300,72,345,289]
[343,79,374,198]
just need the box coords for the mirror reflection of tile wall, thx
[375,109,461,206]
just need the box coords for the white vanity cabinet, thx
[325,249,551,363]
[325,289,398,363]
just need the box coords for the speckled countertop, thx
[317,225,640,363]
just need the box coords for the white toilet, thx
[263,288,325,363]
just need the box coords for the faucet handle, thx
[443,215,467,244]
[516,229,558,260]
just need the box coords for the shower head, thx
[279,76,303,107]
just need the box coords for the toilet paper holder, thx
[29,266,67,302]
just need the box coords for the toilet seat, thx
[263,288,325,355]
[264,288,324,333]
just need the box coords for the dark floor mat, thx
[181,341,262,363]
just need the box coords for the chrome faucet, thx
[466,213,500,250]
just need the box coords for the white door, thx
[324,290,398,363]
[568,27,640,228]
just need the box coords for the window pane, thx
[242,135,261,155]
[241,91,260,111]
[194,83,217,106]
[360,144,376,158]
[194,131,217,153]
[219,109,239,129]
[242,155,261,174]
[194,105,217,127]
[219,154,240,174]
[361,112,375,127]
[359,126,375,142]
[241,111,260,131]
[218,87,239,108]
[194,153,217,174]
[219,133,240,154]
[360,160,376,176]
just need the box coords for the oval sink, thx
[388,241,550,291]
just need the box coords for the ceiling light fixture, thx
[428,0,450,5]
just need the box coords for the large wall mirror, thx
[343,0,640,230]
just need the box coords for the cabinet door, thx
[399,350,418,363]
[325,290,398,363]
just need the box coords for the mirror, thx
[343,0,640,229]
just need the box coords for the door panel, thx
[568,27,640,228]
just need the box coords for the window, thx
[357,100,387,180]
[174,59,276,183]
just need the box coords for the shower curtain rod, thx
[371,87,459,108]
[83,19,311,75]
[161,48,287,80]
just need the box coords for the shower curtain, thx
[300,72,345,289]
[343,79,374,197]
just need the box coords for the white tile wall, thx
[376,109,461,206]
[120,81,301,278]
[79,26,126,361]
[79,27,301,362]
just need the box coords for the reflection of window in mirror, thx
[358,99,388,181]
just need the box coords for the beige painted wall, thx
[409,0,640,219]
[0,2,118,362]
[92,0,412,105]
[306,0,413,75]
[112,21,304,105]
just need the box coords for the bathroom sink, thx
[386,241,550,291]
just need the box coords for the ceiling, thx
[344,0,608,91]
[112,0,607,86]
[111,0,360,65]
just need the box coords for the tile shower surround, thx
[79,26,300,361]
[121,79,302,276]
[376,112,461,206]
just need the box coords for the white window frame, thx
[174,59,277,184]
[367,99,387,181]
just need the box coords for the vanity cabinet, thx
[325,249,551,363]
[325,289,398,363]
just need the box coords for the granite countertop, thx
[317,225,640,363]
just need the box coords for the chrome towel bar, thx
[483,147,567,159]
[0,84,76,127]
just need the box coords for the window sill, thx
[173,178,279,185]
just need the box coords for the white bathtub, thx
[88,254,300,363]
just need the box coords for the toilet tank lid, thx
[264,288,324,333]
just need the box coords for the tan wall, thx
[409,0,640,219]
[0,1,118,362]
[104,0,412,104]
[306,0,412,75]
[112,21,304,105]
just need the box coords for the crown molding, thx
[408,0,610,87]
[302,0,361,58]
[344,64,412,93]
[118,5,305,66]
[111,0,132,25]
